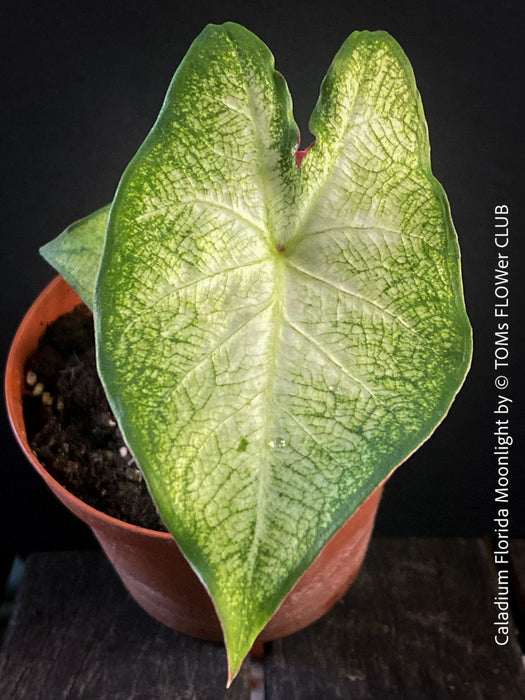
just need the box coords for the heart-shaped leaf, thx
[40,204,110,309]
[94,24,471,682]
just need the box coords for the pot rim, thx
[5,275,174,541]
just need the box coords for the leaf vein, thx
[168,298,274,401]
[283,316,378,399]
[286,259,415,332]
[277,405,351,484]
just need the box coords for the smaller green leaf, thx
[40,204,110,309]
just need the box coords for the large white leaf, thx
[94,24,471,682]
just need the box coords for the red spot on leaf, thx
[295,141,314,167]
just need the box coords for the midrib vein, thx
[227,31,277,249]
[224,31,289,579]
[245,256,286,582]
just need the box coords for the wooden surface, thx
[0,551,250,699]
[266,539,525,699]
[0,540,524,699]
[510,539,525,654]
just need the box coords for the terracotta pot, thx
[5,275,383,643]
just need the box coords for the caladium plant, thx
[40,22,472,684]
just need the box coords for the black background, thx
[2,0,523,555]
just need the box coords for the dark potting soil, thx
[23,305,167,532]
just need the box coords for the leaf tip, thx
[225,653,244,689]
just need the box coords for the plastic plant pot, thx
[5,275,383,643]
